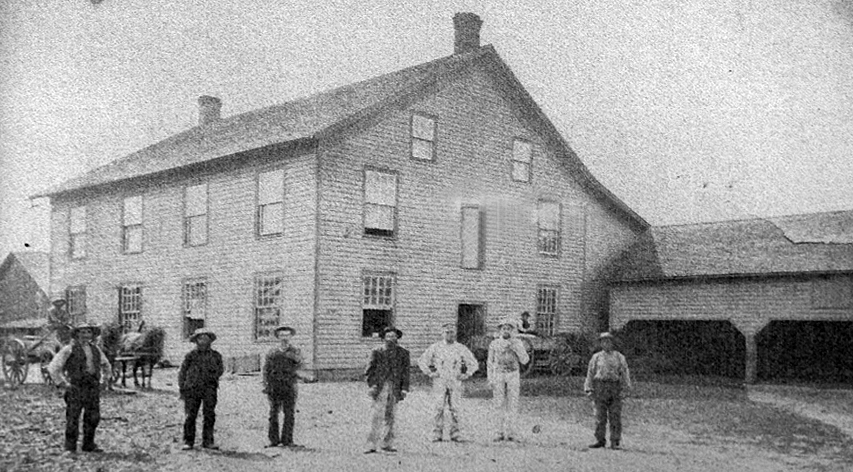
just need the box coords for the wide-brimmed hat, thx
[598,332,614,341]
[72,323,101,337]
[497,318,518,330]
[274,326,296,336]
[52,299,67,306]
[189,327,217,343]
[380,326,403,339]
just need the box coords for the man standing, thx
[487,318,529,442]
[584,332,632,450]
[48,323,112,453]
[417,323,479,442]
[178,327,224,451]
[263,325,302,448]
[364,326,410,454]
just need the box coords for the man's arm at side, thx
[48,345,72,387]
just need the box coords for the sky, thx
[2,0,853,261]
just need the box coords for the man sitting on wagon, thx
[518,312,538,336]
[46,299,73,345]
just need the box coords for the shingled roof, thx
[34,43,646,227]
[2,252,50,293]
[613,210,853,282]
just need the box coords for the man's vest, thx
[64,342,101,386]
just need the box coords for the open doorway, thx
[457,304,485,346]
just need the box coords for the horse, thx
[101,321,165,389]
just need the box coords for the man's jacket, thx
[178,348,224,395]
[365,343,410,399]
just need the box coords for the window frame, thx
[536,285,559,336]
[68,206,87,260]
[118,283,143,333]
[182,278,208,340]
[253,271,284,342]
[362,167,399,239]
[121,195,144,254]
[537,199,562,257]
[460,204,485,270]
[65,285,87,325]
[511,138,533,183]
[256,168,285,238]
[410,112,438,162]
[361,271,396,338]
[184,182,209,247]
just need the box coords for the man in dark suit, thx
[364,326,410,454]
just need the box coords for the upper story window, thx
[69,206,87,259]
[184,183,208,246]
[65,286,86,325]
[182,279,207,339]
[411,114,436,161]
[364,169,397,237]
[537,200,561,256]
[122,196,143,254]
[118,284,142,332]
[536,286,559,336]
[511,139,532,183]
[461,205,484,269]
[257,169,284,237]
[362,272,395,337]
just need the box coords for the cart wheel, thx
[40,351,54,385]
[2,338,29,387]
[520,338,535,377]
[549,341,579,376]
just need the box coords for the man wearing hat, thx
[584,332,632,450]
[48,323,112,453]
[178,327,224,450]
[47,299,73,344]
[364,326,410,453]
[263,325,302,447]
[417,322,479,442]
[487,318,529,441]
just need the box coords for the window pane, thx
[512,162,530,182]
[71,234,87,259]
[124,226,142,253]
[260,203,283,235]
[258,169,284,205]
[461,207,481,269]
[186,183,208,217]
[412,139,433,161]
[513,140,532,163]
[365,171,396,205]
[365,204,394,231]
[123,196,143,225]
[362,309,392,337]
[538,202,560,231]
[411,114,435,141]
[188,215,208,245]
[70,207,86,233]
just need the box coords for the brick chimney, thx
[453,12,482,54]
[198,95,221,126]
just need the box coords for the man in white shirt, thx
[487,318,530,441]
[417,323,479,442]
[48,323,112,453]
[584,332,632,450]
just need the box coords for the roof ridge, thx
[655,208,853,230]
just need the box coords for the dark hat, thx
[72,323,101,337]
[380,326,403,339]
[52,299,67,306]
[189,327,217,343]
[520,311,530,318]
[274,326,296,336]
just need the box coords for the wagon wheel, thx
[549,339,580,376]
[2,338,29,387]
[519,338,535,377]
[40,351,54,385]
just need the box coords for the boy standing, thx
[584,332,632,450]
[263,325,302,447]
[48,323,112,453]
[178,327,224,450]
[487,318,529,442]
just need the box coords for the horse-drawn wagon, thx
[0,319,67,387]
[466,331,584,377]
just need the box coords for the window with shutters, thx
[122,196,143,254]
[66,286,86,325]
[364,169,397,237]
[511,139,532,183]
[69,206,87,259]
[536,286,559,335]
[184,183,208,246]
[254,273,283,341]
[118,284,142,332]
[257,169,284,237]
[411,113,436,161]
[182,279,207,339]
[362,273,395,337]
[461,205,484,269]
[537,200,561,256]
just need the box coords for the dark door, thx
[457,304,485,346]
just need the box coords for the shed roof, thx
[1,252,50,294]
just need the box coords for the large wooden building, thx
[35,13,647,375]
[610,210,853,383]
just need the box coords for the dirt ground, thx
[3,367,853,472]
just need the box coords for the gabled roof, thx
[34,46,646,227]
[613,210,853,282]
[0,251,50,293]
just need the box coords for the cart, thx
[467,332,583,377]
[0,321,66,388]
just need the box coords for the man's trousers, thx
[431,378,463,440]
[491,370,520,438]
[592,379,623,445]
[183,388,218,447]
[64,384,101,451]
[367,382,398,448]
[268,387,297,445]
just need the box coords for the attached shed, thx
[609,211,853,383]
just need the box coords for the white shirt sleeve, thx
[48,345,73,386]
[417,343,436,376]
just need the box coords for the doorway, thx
[457,304,485,346]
